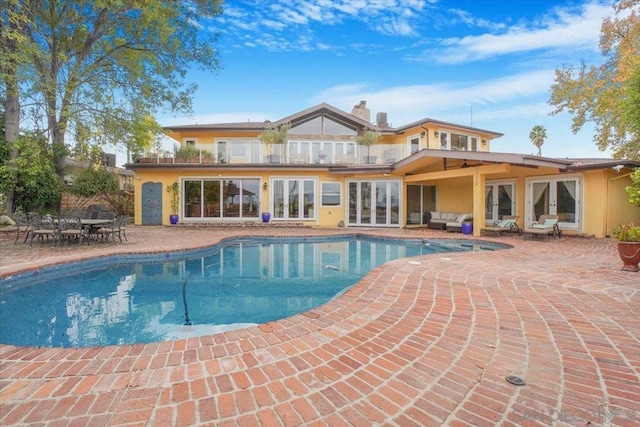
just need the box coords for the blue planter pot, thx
[261,212,271,223]
[169,214,179,225]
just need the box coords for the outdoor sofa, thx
[427,211,473,232]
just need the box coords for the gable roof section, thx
[163,103,374,133]
[274,103,372,130]
[394,117,503,138]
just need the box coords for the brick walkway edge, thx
[0,226,639,426]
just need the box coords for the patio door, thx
[348,180,401,227]
[272,178,316,220]
[526,176,581,230]
[485,180,516,224]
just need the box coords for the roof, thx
[391,149,640,174]
[163,102,503,138]
[394,117,504,138]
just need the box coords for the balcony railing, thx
[136,143,417,166]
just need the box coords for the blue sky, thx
[157,0,616,160]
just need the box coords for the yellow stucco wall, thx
[133,168,353,226]
[432,176,474,212]
[132,163,638,237]
[606,172,640,236]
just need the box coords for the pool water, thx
[0,236,508,348]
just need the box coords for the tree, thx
[622,66,640,138]
[69,167,118,206]
[0,131,62,213]
[626,168,640,207]
[529,125,547,156]
[549,0,640,160]
[1,0,223,178]
[258,121,291,161]
[0,0,31,212]
[356,130,381,163]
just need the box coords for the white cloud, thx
[311,69,555,124]
[417,1,611,64]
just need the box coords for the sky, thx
[153,0,618,162]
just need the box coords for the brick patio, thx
[1,226,639,426]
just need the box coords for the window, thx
[185,139,197,146]
[438,131,480,151]
[322,182,341,206]
[183,178,260,220]
[408,136,420,154]
[451,134,468,151]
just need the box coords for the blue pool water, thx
[0,236,508,348]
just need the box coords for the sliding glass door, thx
[406,185,436,225]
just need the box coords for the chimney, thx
[351,100,370,122]
[376,112,388,128]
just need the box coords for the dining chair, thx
[28,213,59,247]
[58,216,88,245]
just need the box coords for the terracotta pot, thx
[617,242,640,272]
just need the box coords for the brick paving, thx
[0,225,639,426]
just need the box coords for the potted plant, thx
[356,129,381,164]
[167,182,179,225]
[174,145,200,163]
[258,121,290,163]
[613,223,640,272]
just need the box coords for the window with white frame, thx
[184,138,197,146]
[408,135,420,154]
[321,182,341,206]
[438,131,480,151]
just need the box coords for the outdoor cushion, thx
[532,218,558,229]
[496,219,513,228]
[430,211,440,220]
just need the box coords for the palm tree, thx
[529,125,547,156]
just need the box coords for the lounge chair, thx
[481,215,520,237]
[523,215,560,240]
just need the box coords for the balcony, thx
[135,143,415,166]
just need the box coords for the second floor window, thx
[439,131,479,151]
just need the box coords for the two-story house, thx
[127,101,640,237]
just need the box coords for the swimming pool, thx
[0,235,509,348]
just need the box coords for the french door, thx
[526,176,581,230]
[485,180,516,224]
[348,180,401,227]
[272,178,316,220]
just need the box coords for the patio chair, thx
[28,213,59,247]
[523,214,560,240]
[94,215,127,243]
[58,216,89,245]
[11,212,31,244]
[480,215,520,237]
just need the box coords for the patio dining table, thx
[79,218,114,237]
